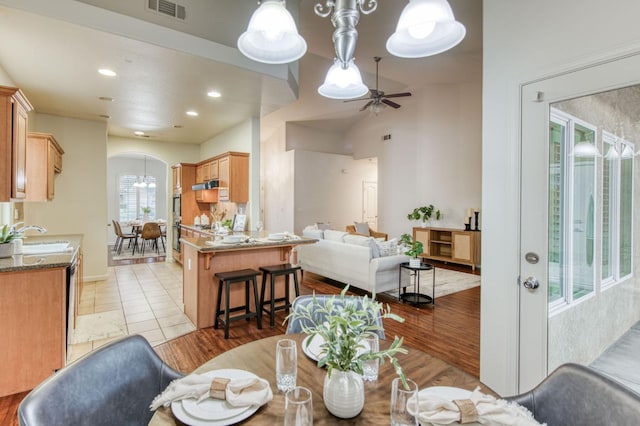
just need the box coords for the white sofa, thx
[297,228,409,294]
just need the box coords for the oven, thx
[172,221,181,252]
[172,195,181,222]
[66,257,78,347]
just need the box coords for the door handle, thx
[522,276,539,290]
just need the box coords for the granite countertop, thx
[0,234,83,273]
[180,231,317,253]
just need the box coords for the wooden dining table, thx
[150,334,495,425]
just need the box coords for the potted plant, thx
[0,224,23,258]
[407,204,441,227]
[141,206,151,221]
[287,287,407,418]
[400,233,423,267]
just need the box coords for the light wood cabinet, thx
[25,132,64,201]
[414,227,481,271]
[0,85,33,201]
[217,152,249,203]
[209,159,218,179]
[172,165,181,195]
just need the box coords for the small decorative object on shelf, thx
[474,208,480,231]
[400,233,423,267]
[0,224,23,258]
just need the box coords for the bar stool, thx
[214,269,262,339]
[259,263,301,327]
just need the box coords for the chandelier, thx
[133,156,156,188]
[238,0,466,99]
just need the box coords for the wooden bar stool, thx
[259,263,301,327]
[214,269,262,339]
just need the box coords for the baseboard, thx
[83,273,109,282]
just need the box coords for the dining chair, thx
[134,222,162,255]
[111,219,120,253]
[285,294,386,339]
[18,334,184,426]
[114,220,137,255]
[505,363,640,425]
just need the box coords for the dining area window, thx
[119,173,157,221]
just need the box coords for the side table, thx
[398,262,436,305]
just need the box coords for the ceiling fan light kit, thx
[239,0,465,99]
[318,59,369,99]
[237,0,307,64]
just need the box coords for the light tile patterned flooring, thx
[68,260,195,363]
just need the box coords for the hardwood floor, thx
[0,264,480,425]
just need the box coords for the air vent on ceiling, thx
[147,0,186,20]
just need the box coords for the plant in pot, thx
[0,225,23,258]
[141,206,151,221]
[287,286,407,419]
[400,233,423,267]
[407,204,441,228]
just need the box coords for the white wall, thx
[23,113,108,280]
[262,124,294,234]
[347,83,482,239]
[287,122,351,155]
[483,0,640,394]
[293,151,377,235]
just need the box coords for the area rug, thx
[110,244,165,261]
[383,267,480,300]
[72,310,127,344]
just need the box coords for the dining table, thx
[149,333,496,425]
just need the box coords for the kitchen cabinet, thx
[414,227,481,271]
[217,152,249,203]
[172,165,181,195]
[195,162,209,183]
[0,85,33,201]
[25,132,64,201]
[209,159,219,179]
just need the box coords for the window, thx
[549,108,634,313]
[118,174,157,221]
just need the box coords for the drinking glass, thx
[276,339,297,392]
[390,378,419,426]
[284,386,313,426]
[361,333,379,382]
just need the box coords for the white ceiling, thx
[0,0,482,145]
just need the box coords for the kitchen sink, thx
[22,241,71,254]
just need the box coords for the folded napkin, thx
[150,373,273,411]
[408,387,544,426]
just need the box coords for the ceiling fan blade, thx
[384,92,412,99]
[382,99,401,109]
[370,88,380,97]
[360,101,374,111]
[343,92,373,103]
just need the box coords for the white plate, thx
[171,369,260,426]
[267,233,285,241]
[301,334,370,362]
[222,235,247,244]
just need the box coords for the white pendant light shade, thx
[386,0,466,58]
[570,142,601,158]
[621,145,635,158]
[318,59,369,99]
[237,0,307,64]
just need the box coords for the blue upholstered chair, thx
[285,294,386,339]
[18,334,183,426]
[505,363,640,426]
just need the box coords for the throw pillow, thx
[316,222,332,230]
[343,234,371,247]
[368,237,380,258]
[376,238,398,257]
[324,229,348,242]
[353,222,370,236]
[303,227,324,240]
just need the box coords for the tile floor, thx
[67,260,195,362]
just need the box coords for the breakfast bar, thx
[180,233,316,329]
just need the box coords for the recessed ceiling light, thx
[98,96,114,102]
[98,68,117,77]
[186,111,199,117]
[134,131,145,136]
[207,91,221,98]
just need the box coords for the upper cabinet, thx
[25,132,64,201]
[0,85,33,201]
[217,152,248,203]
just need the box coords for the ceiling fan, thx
[345,56,412,112]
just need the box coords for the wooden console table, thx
[413,227,481,271]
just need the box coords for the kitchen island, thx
[0,234,82,396]
[180,232,316,329]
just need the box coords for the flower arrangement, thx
[287,286,408,384]
[0,224,23,244]
[141,206,152,214]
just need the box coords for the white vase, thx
[409,257,421,268]
[420,221,428,228]
[323,369,364,418]
[0,242,14,258]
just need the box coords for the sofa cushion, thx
[376,238,398,257]
[343,234,371,247]
[303,226,324,239]
[324,229,348,242]
[353,222,370,236]
[316,222,332,230]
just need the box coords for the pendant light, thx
[237,0,307,64]
[318,59,369,99]
[133,156,156,188]
[386,0,466,58]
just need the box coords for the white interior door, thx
[519,52,640,391]
[362,181,378,229]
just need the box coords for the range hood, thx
[191,179,220,191]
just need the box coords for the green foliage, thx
[407,205,441,222]
[0,225,23,244]
[141,206,152,214]
[222,219,233,228]
[400,233,423,258]
[286,286,408,386]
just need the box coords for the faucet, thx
[10,222,47,234]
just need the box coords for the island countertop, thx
[0,234,83,273]
[180,232,317,253]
